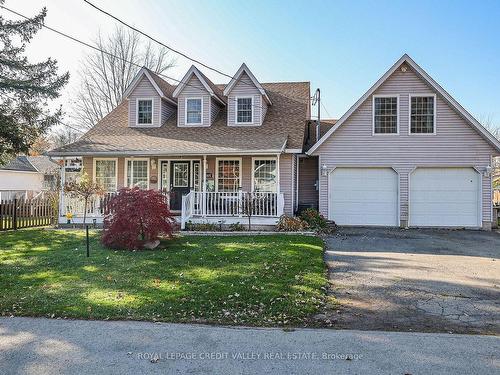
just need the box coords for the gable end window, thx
[137,99,153,125]
[373,96,398,134]
[410,95,435,134]
[236,97,253,124]
[186,98,202,125]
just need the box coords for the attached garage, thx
[409,167,481,228]
[328,168,399,226]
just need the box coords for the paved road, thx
[0,317,498,375]
[323,227,500,334]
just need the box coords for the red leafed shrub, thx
[101,188,176,250]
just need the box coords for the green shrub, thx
[185,221,219,231]
[275,215,309,232]
[299,208,330,232]
[229,222,245,231]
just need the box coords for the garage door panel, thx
[329,168,398,226]
[410,168,479,228]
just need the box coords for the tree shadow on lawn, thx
[0,230,326,326]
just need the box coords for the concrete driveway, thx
[323,227,500,335]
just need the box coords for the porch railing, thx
[180,191,284,228]
[63,192,117,217]
[62,190,284,228]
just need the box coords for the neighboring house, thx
[0,156,59,200]
[49,64,310,227]
[307,54,500,230]
[49,54,500,230]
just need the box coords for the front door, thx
[169,161,190,210]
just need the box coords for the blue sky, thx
[10,0,500,129]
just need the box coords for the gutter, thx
[47,149,287,157]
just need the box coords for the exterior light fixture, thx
[321,164,328,176]
[483,165,492,177]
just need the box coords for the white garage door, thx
[329,168,399,226]
[409,168,480,228]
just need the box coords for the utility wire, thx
[83,0,235,81]
[82,0,314,103]
[0,5,276,113]
[320,101,334,120]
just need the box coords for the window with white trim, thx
[95,159,117,191]
[373,96,398,134]
[137,99,153,125]
[236,97,253,123]
[410,96,435,134]
[126,159,148,189]
[253,159,277,192]
[186,98,202,124]
[217,159,240,192]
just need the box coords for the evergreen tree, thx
[0,2,69,163]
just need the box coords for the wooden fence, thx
[0,198,54,231]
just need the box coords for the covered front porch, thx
[59,154,293,228]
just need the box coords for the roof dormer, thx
[223,64,271,127]
[122,67,177,128]
[173,65,225,127]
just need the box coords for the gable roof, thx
[122,67,177,105]
[172,65,226,105]
[307,54,500,155]
[0,156,58,173]
[223,63,272,105]
[48,81,310,156]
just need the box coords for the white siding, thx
[227,72,264,126]
[0,171,43,191]
[128,76,161,127]
[177,75,211,127]
[315,63,496,226]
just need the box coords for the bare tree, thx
[72,26,175,130]
[50,127,81,148]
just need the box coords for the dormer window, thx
[236,97,253,124]
[186,98,202,125]
[137,99,153,125]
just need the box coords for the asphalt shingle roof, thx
[50,80,310,156]
[0,156,58,173]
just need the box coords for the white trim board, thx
[223,63,272,105]
[172,65,225,106]
[307,54,500,155]
[122,67,176,106]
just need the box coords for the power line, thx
[320,101,333,119]
[82,0,313,103]
[83,0,235,81]
[0,5,274,113]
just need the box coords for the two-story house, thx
[49,54,500,230]
[50,63,310,228]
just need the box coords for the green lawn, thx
[0,229,327,326]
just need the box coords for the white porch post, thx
[59,157,66,221]
[202,155,207,217]
[276,153,284,216]
[276,153,281,193]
